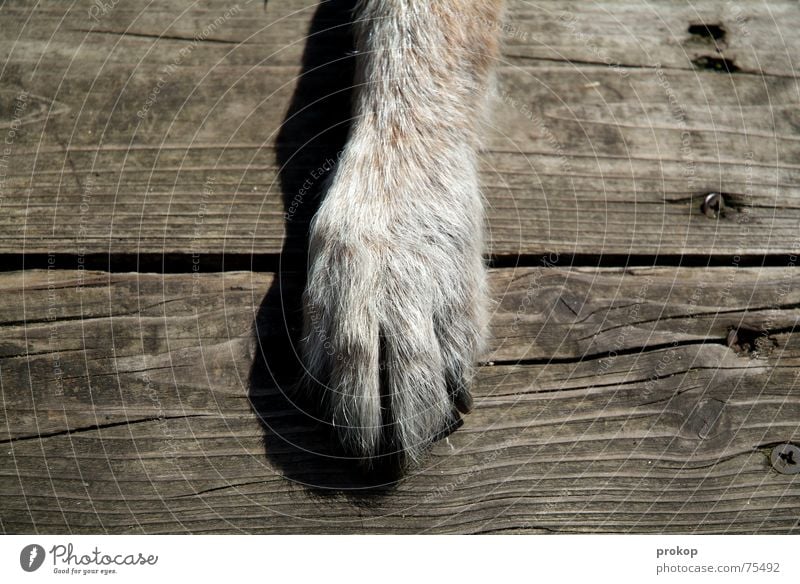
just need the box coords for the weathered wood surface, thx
[1,267,798,533]
[1,0,799,255]
[1,0,799,534]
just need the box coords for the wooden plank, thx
[1,0,799,255]
[1,268,798,533]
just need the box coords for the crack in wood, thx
[1,414,212,444]
[484,364,759,399]
[168,479,274,499]
[487,337,729,368]
[574,311,799,343]
[503,53,799,80]
[70,28,241,45]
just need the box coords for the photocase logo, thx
[20,544,46,572]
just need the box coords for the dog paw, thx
[300,145,488,466]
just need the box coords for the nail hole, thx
[726,326,778,355]
[688,23,726,41]
[692,56,740,73]
[699,191,745,217]
[701,192,725,218]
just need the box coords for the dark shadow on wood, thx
[247,0,400,496]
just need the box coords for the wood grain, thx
[1,0,799,535]
[1,268,797,533]
[1,0,799,255]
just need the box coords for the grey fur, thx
[300,0,504,466]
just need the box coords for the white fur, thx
[301,0,503,466]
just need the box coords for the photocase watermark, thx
[479,14,530,42]
[87,0,121,22]
[20,542,159,575]
[0,90,29,210]
[720,150,756,301]
[558,11,630,78]
[112,345,181,467]
[725,1,751,39]
[640,279,705,399]
[305,302,335,358]
[20,544,46,572]
[597,274,655,379]
[654,63,696,192]
[46,253,66,398]
[423,436,521,504]
[748,231,800,353]
[285,150,344,222]
[497,82,574,254]
[138,359,182,466]
[498,89,572,176]
[136,3,243,119]
[190,175,216,298]
[75,173,95,290]
[510,252,560,332]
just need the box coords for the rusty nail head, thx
[770,443,800,474]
